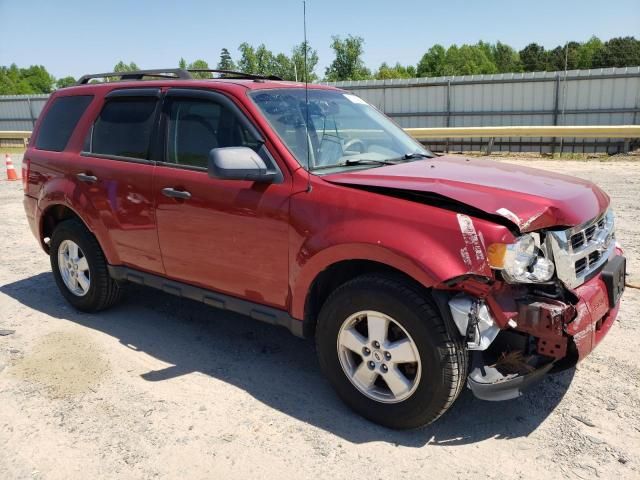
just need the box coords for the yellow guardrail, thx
[404,125,640,139]
[0,131,31,147]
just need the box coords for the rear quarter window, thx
[35,95,93,152]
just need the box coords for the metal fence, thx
[1,67,639,153]
[327,66,640,153]
[0,94,49,132]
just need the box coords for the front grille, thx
[548,210,615,289]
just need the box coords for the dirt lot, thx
[0,158,639,480]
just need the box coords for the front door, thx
[153,88,291,309]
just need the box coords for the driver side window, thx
[165,98,260,169]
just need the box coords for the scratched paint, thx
[496,207,521,226]
[520,209,547,232]
[457,214,488,272]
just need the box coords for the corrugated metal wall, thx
[1,67,639,152]
[0,94,49,131]
[328,67,640,152]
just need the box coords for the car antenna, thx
[303,0,312,192]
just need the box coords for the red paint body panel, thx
[566,264,621,360]
[287,174,514,319]
[153,165,291,309]
[324,156,610,231]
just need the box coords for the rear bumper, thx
[23,194,39,242]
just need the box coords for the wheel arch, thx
[40,203,85,253]
[300,258,434,338]
[39,203,117,264]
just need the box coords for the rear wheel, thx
[50,219,122,312]
[316,274,467,429]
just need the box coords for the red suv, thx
[22,69,626,429]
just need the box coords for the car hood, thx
[322,156,610,232]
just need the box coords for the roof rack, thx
[76,68,283,85]
[187,69,283,81]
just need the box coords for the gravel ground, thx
[0,158,638,480]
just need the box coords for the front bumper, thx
[465,252,625,401]
[566,256,623,360]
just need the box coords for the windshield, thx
[249,89,432,172]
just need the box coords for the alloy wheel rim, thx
[57,240,91,297]
[337,310,422,403]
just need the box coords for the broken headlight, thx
[487,234,555,283]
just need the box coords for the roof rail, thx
[76,68,283,85]
[76,69,193,85]
[187,69,283,81]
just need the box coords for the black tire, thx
[50,218,122,312]
[315,274,467,429]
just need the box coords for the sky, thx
[1,0,639,80]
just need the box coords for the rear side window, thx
[35,95,93,151]
[89,98,158,159]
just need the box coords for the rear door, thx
[76,88,164,274]
[153,88,291,309]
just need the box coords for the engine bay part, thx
[448,294,501,350]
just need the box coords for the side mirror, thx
[208,147,276,182]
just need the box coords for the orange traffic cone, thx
[5,154,18,181]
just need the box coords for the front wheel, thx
[315,274,467,429]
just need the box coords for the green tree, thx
[113,61,139,73]
[18,65,55,93]
[238,43,258,73]
[375,62,416,79]
[188,59,212,78]
[55,76,77,89]
[272,53,293,79]
[0,64,54,93]
[0,65,32,94]
[492,42,522,73]
[107,61,140,81]
[238,43,277,75]
[217,48,236,71]
[417,44,446,77]
[519,43,550,71]
[291,41,319,82]
[576,36,605,69]
[548,42,581,71]
[178,57,187,69]
[325,35,371,81]
[599,36,640,67]
[442,44,497,75]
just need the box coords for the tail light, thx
[22,158,30,191]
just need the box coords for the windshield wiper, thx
[344,158,402,166]
[396,152,433,161]
[311,152,433,172]
[311,158,401,171]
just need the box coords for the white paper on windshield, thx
[343,94,368,105]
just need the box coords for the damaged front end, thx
[434,209,626,402]
[442,290,573,401]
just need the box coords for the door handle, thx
[76,173,98,183]
[161,187,192,200]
